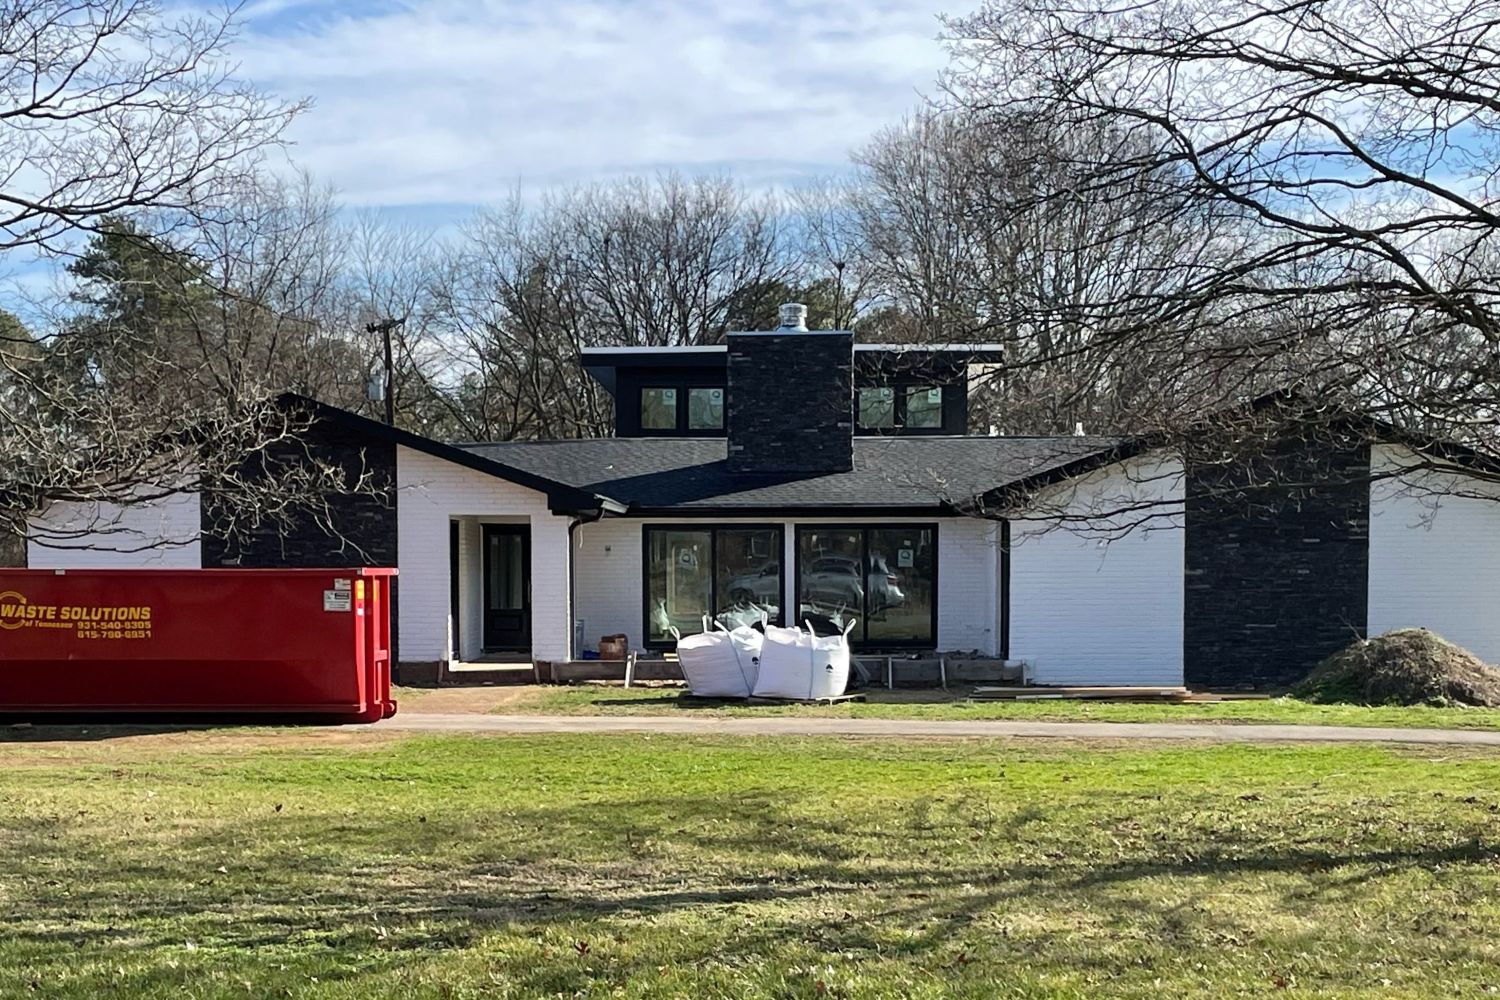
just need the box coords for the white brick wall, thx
[1009,453,1186,685]
[573,516,645,650]
[573,515,1001,655]
[1368,444,1500,662]
[937,517,1000,653]
[395,445,573,663]
[28,493,202,569]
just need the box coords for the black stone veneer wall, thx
[727,330,854,473]
[1183,441,1370,689]
[200,419,397,569]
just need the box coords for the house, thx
[27,304,1500,689]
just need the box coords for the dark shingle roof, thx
[458,436,1123,512]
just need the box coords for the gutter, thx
[549,492,628,517]
[566,507,608,661]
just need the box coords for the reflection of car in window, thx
[802,554,905,615]
[725,561,779,604]
[866,554,905,613]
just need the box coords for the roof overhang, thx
[613,503,966,519]
[578,346,728,396]
[578,343,1010,395]
[277,393,627,516]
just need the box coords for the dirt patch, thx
[394,685,540,713]
[1294,629,1500,707]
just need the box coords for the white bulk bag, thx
[674,618,762,698]
[806,619,856,700]
[750,624,811,700]
[752,620,857,700]
[721,623,763,693]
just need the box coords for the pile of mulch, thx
[1293,628,1500,707]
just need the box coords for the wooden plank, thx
[551,658,684,683]
[972,685,1188,696]
[970,684,1189,702]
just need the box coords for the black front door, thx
[482,524,530,652]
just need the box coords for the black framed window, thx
[795,524,937,647]
[645,525,783,645]
[905,386,944,428]
[641,387,678,430]
[639,385,726,434]
[857,387,896,429]
[858,384,946,432]
[687,387,725,430]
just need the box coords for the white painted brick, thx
[937,518,1000,653]
[395,446,572,663]
[1009,454,1185,685]
[28,493,202,569]
[573,517,645,650]
[1368,444,1500,662]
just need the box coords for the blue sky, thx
[0,0,953,317]
[231,0,954,225]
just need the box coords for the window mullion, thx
[709,528,718,622]
[858,528,869,644]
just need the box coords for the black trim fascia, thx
[978,440,1150,510]
[620,504,963,519]
[277,393,619,514]
[999,519,1010,661]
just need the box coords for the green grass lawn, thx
[439,683,1500,730]
[4,732,1500,997]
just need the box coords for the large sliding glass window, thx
[645,525,783,644]
[796,525,937,647]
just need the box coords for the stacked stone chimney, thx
[726,303,854,474]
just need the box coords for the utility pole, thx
[365,317,405,427]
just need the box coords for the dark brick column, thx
[726,330,853,473]
[200,420,397,569]
[1183,441,1370,689]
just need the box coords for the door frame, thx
[481,522,532,653]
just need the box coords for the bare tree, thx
[339,211,449,434]
[557,174,793,348]
[0,1,355,554]
[943,0,1500,463]
[426,175,798,440]
[788,178,878,333]
[850,108,1252,434]
[14,173,392,556]
[0,1,302,253]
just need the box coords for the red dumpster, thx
[0,568,397,723]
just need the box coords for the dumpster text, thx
[0,591,153,640]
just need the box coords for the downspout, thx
[567,508,606,662]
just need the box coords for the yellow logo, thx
[0,592,153,637]
[0,591,28,630]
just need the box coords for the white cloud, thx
[232,0,950,208]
